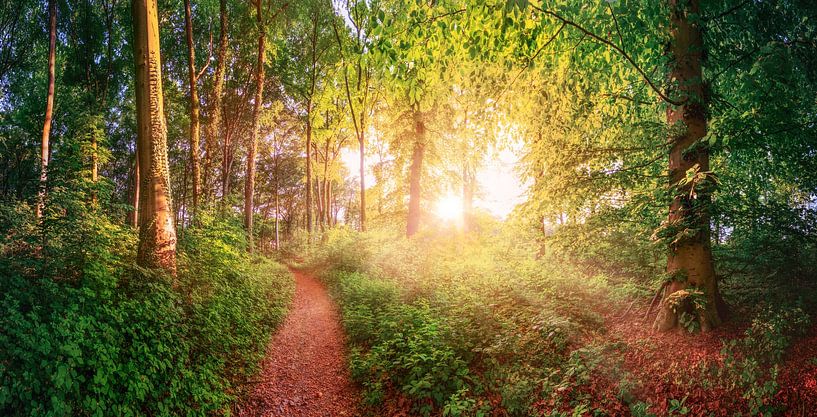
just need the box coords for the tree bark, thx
[406,109,425,237]
[184,0,201,216]
[244,0,265,253]
[324,177,332,227]
[132,0,177,274]
[37,0,57,219]
[653,0,721,332]
[204,0,227,204]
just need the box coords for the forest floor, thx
[576,305,817,416]
[236,268,360,417]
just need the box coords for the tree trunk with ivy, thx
[132,0,177,274]
[653,0,722,332]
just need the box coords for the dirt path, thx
[236,268,360,417]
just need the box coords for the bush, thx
[334,271,471,416]
[0,212,293,416]
[311,228,611,416]
[718,305,811,415]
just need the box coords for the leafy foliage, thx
[311,228,614,416]
[0,212,293,416]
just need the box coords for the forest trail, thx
[237,268,360,417]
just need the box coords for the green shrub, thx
[0,212,293,416]
[333,271,472,416]
[313,229,611,416]
[719,305,811,415]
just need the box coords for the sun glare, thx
[434,194,463,223]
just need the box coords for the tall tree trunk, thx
[314,152,324,233]
[204,0,227,204]
[221,129,231,207]
[406,109,425,237]
[37,0,57,219]
[463,163,474,231]
[305,103,313,234]
[358,133,366,231]
[91,138,98,206]
[322,143,330,227]
[274,177,279,249]
[653,0,721,332]
[184,0,201,217]
[324,181,332,227]
[244,0,265,253]
[330,13,368,232]
[305,12,318,237]
[179,160,188,230]
[132,0,177,274]
[129,158,140,227]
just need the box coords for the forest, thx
[1,0,816,415]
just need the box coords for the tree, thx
[331,0,378,232]
[37,0,57,219]
[183,0,209,217]
[367,0,464,237]
[405,107,425,237]
[277,0,337,236]
[203,0,227,204]
[132,0,177,273]
[492,0,723,330]
[652,0,722,331]
[244,0,266,253]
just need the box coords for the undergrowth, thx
[310,227,614,416]
[307,226,814,416]
[0,209,293,416]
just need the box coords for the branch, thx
[643,281,669,323]
[707,0,751,22]
[331,17,363,141]
[531,5,684,106]
[607,3,624,50]
[392,8,466,37]
[709,45,760,82]
[196,31,214,81]
[493,22,566,103]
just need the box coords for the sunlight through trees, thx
[1,0,816,414]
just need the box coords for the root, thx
[643,281,669,323]
[615,297,640,319]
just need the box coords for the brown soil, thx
[236,268,360,417]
